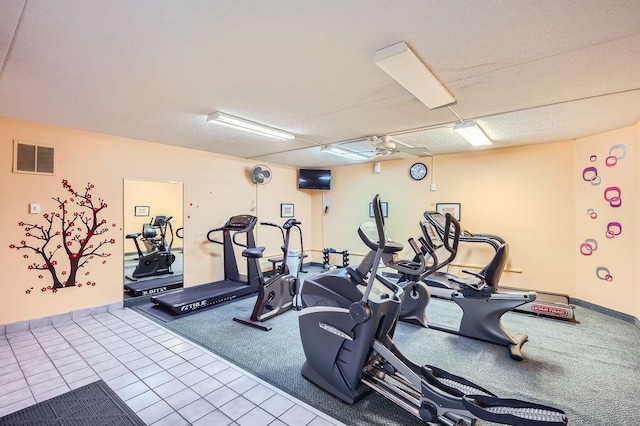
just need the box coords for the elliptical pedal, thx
[421,365,495,398]
[462,395,568,425]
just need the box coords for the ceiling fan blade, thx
[396,151,419,159]
[389,136,413,148]
[399,147,433,157]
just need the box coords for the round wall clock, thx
[409,162,428,181]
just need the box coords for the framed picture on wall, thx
[134,205,150,217]
[281,203,294,218]
[436,203,461,221]
[369,202,388,218]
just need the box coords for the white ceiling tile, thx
[0,0,638,166]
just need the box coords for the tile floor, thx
[0,308,344,426]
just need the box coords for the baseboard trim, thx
[3,284,637,334]
[571,298,639,328]
[1,301,124,335]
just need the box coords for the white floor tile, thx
[0,309,343,426]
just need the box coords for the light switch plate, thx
[29,203,40,214]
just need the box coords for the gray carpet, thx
[0,380,145,425]
[133,276,640,426]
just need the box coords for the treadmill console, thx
[225,215,258,231]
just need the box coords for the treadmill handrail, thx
[232,230,249,248]
[207,215,258,246]
[206,228,224,245]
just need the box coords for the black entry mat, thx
[0,380,145,426]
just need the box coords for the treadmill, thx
[423,211,577,322]
[151,215,260,315]
[124,275,183,297]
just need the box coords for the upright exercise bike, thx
[298,194,567,426]
[233,219,302,331]
[125,215,175,281]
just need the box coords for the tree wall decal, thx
[10,179,116,293]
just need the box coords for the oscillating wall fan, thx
[250,164,272,185]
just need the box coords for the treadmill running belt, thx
[151,280,258,315]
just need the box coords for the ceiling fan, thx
[368,135,432,159]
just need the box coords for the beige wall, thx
[574,125,638,317]
[0,117,312,324]
[123,179,184,252]
[312,126,639,318]
[314,142,577,296]
[1,116,638,325]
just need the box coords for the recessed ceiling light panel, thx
[207,112,295,140]
[454,122,493,147]
[374,41,455,110]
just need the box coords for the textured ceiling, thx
[1,0,639,168]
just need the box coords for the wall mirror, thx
[123,179,184,300]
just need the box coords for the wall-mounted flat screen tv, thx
[298,169,331,190]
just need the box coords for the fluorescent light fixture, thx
[454,122,492,147]
[374,41,455,109]
[207,112,295,140]
[321,146,370,161]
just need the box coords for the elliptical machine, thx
[299,195,567,426]
[422,211,577,322]
[125,215,175,281]
[233,219,302,331]
[398,215,534,361]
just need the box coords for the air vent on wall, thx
[13,140,55,175]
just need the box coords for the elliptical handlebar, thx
[422,213,461,274]
[372,195,387,251]
[395,237,428,275]
[165,219,174,251]
[407,237,421,256]
[360,195,413,304]
[441,213,460,255]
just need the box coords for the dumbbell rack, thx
[322,248,349,269]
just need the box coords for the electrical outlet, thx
[430,183,437,191]
[29,203,41,214]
